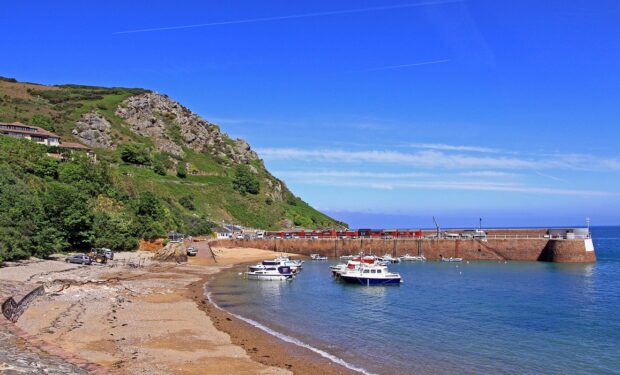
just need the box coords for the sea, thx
[208,226,620,375]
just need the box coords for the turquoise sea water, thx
[208,227,620,374]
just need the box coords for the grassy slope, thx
[0,76,345,230]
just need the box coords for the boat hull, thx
[245,273,293,281]
[340,275,401,285]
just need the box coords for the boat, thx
[310,253,328,260]
[441,256,463,262]
[400,254,426,262]
[245,266,294,281]
[248,259,302,273]
[378,254,401,263]
[339,255,356,260]
[339,263,402,285]
[274,256,304,268]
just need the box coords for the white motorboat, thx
[248,259,302,273]
[400,254,426,262]
[441,256,463,262]
[330,256,376,277]
[339,262,402,285]
[274,256,304,268]
[339,255,356,260]
[378,254,401,263]
[310,253,328,260]
[245,265,294,281]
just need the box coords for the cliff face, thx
[116,93,259,163]
[0,76,345,230]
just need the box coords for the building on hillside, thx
[0,122,60,146]
[215,226,233,239]
[1,121,95,159]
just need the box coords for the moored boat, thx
[400,254,426,262]
[310,253,328,260]
[339,263,402,285]
[441,256,463,262]
[245,265,294,281]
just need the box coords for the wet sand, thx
[1,245,356,374]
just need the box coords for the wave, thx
[204,284,377,375]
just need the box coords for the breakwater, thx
[212,232,596,263]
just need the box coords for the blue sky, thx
[2,0,620,228]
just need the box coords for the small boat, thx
[441,256,463,262]
[274,256,304,268]
[340,255,355,260]
[339,263,402,285]
[310,253,328,260]
[400,254,426,262]
[245,266,294,281]
[378,254,401,263]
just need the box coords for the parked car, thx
[186,247,197,256]
[65,254,92,265]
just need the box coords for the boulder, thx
[72,111,114,148]
[153,242,188,263]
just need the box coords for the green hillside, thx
[0,76,345,261]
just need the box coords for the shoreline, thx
[0,246,356,374]
[189,262,360,375]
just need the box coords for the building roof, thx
[0,122,59,138]
[215,226,232,233]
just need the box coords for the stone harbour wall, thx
[212,237,596,263]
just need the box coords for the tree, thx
[93,212,138,251]
[232,164,259,195]
[29,114,55,132]
[40,182,94,251]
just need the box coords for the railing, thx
[245,234,591,241]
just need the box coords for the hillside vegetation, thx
[0,76,345,261]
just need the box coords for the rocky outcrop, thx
[72,111,113,148]
[116,93,259,162]
[153,242,187,263]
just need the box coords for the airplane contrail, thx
[113,0,462,35]
[352,59,450,73]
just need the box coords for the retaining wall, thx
[212,237,596,263]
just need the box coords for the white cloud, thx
[302,179,613,197]
[257,147,620,171]
[410,143,500,153]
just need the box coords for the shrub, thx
[232,164,259,195]
[119,143,151,165]
[176,162,187,178]
[179,195,195,210]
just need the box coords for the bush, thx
[119,143,151,165]
[29,114,55,132]
[176,162,187,178]
[152,160,167,176]
[179,195,195,210]
[232,164,259,195]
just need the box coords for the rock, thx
[72,111,114,149]
[116,93,259,162]
[152,242,188,263]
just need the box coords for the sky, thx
[2,0,620,228]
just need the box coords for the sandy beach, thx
[0,244,355,375]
